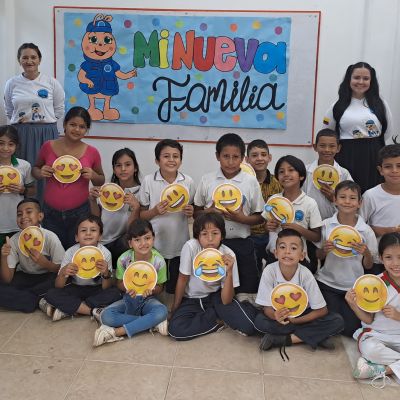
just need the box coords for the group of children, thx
[1,106,400,387]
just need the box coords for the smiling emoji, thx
[353,274,388,313]
[73,245,104,279]
[240,162,256,176]
[263,196,294,223]
[99,183,125,212]
[328,225,362,258]
[193,248,226,282]
[52,155,82,183]
[18,226,45,257]
[0,166,22,193]
[123,261,157,295]
[312,164,340,190]
[160,183,189,213]
[271,283,308,318]
[212,183,242,211]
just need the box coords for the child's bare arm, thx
[0,237,14,283]
[345,289,374,324]
[290,306,328,325]
[220,254,235,304]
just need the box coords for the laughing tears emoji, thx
[263,196,294,223]
[99,183,125,212]
[193,248,226,282]
[73,246,104,279]
[123,261,157,295]
[0,166,21,193]
[52,155,82,183]
[312,164,340,190]
[328,225,362,258]
[212,183,242,211]
[18,226,45,257]
[160,183,189,213]
[271,283,308,318]
[353,274,388,313]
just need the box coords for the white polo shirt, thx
[194,168,264,239]
[316,213,378,291]
[138,170,195,259]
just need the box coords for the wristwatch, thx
[101,272,112,280]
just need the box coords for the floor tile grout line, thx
[163,341,180,400]
[0,313,34,351]
[263,372,356,383]
[62,359,86,400]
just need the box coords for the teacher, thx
[322,62,392,193]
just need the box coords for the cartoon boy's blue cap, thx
[86,20,112,33]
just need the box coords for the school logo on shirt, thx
[294,210,304,222]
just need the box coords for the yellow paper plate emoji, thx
[312,164,340,190]
[123,261,158,295]
[271,283,308,318]
[73,246,104,279]
[193,248,226,282]
[328,225,362,258]
[160,183,189,213]
[212,183,242,211]
[52,155,82,183]
[99,183,125,212]
[264,196,294,223]
[353,274,388,313]
[18,226,45,257]
[240,162,256,176]
[0,166,22,193]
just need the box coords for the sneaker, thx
[353,357,386,379]
[52,308,69,322]
[235,330,248,337]
[91,307,103,324]
[93,325,124,347]
[259,333,292,361]
[38,298,55,318]
[317,338,335,350]
[150,319,168,336]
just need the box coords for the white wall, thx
[1,0,399,183]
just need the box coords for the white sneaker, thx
[52,308,69,322]
[353,357,386,379]
[150,319,168,336]
[93,325,124,347]
[91,307,103,324]
[38,298,55,318]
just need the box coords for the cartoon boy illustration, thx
[365,120,379,137]
[78,14,137,121]
[31,103,44,121]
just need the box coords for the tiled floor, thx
[0,307,399,400]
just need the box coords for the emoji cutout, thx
[264,196,294,224]
[18,226,45,257]
[240,162,256,176]
[0,166,21,193]
[52,155,82,184]
[193,248,226,282]
[312,164,340,190]
[99,183,125,212]
[123,261,158,295]
[73,246,104,279]
[353,274,388,313]
[160,183,190,213]
[271,283,308,318]
[328,225,362,258]
[212,183,242,211]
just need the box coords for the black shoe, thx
[317,338,335,350]
[259,333,292,361]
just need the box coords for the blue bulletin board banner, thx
[62,11,291,129]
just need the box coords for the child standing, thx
[0,125,35,247]
[33,106,105,249]
[304,129,352,221]
[93,219,168,346]
[346,232,400,386]
[42,215,121,321]
[316,181,377,337]
[89,148,141,266]
[255,229,344,356]
[0,198,64,313]
[246,139,281,271]
[168,212,257,340]
[139,139,195,294]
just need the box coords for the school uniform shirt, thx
[316,213,378,291]
[7,228,64,274]
[0,158,35,233]
[360,184,400,233]
[99,185,140,245]
[255,261,326,310]
[180,239,240,299]
[60,243,112,286]
[115,248,167,285]
[323,97,393,142]
[303,160,352,221]
[138,170,195,259]
[194,168,264,239]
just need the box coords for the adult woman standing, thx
[322,62,393,193]
[4,43,65,200]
